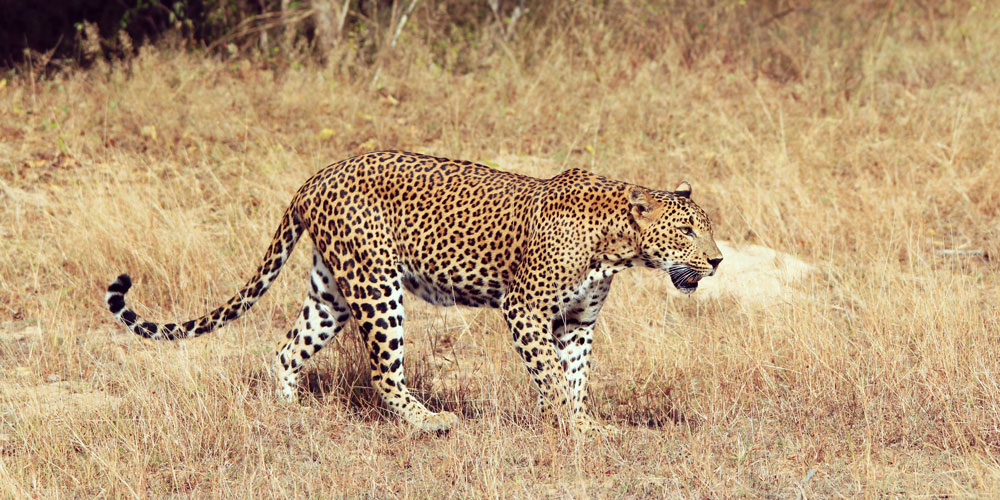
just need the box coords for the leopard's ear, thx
[629,186,659,228]
[673,181,692,199]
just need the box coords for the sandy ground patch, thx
[0,379,122,419]
[671,240,816,307]
[1,322,120,422]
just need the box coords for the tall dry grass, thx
[1,1,999,497]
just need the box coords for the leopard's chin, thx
[668,265,703,294]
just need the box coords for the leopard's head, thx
[628,182,722,294]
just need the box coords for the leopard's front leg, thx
[502,292,599,434]
[550,274,618,435]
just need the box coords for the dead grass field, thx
[2,2,999,498]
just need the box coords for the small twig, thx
[759,7,807,27]
[507,0,526,38]
[390,0,419,48]
[336,0,351,36]
[205,9,315,54]
[280,0,293,53]
[371,0,418,89]
[488,0,527,40]
[795,468,815,500]
[935,249,988,259]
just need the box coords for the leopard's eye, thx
[681,227,695,237]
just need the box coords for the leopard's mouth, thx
[668,265,704,295]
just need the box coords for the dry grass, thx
[2,2,1000,498]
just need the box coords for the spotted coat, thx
[105,151,722,434]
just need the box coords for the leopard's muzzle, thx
[668,265,707,295]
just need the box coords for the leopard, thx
[105,151,722,435]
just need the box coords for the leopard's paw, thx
[420,411,459,435]
[573,415,617,437]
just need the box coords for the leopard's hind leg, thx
[341,271,458,433]
[275,250,351,401]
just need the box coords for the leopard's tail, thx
[104,203,304,340]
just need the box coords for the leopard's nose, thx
[708,256,722,275]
